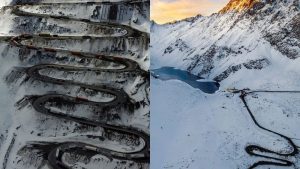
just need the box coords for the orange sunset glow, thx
[151,0,229,24]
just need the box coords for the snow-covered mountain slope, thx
[151,0,300,169]
[219,0,260,13]
[151,78,300,169]
[0,1,149,169]
[151,0,299,90]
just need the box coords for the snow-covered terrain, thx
[151,0,299,86]
[151,0,300,168]
[0,0,149,169]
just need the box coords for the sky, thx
[151,0,229,24]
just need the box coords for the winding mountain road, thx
[229,89,299,169]
[2,1,149,169]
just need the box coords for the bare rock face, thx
[219,0,261,13]
[152,0,299,82]
[264,13,300,59]
[213,58,270,82]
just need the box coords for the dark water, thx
[151,67,220,94]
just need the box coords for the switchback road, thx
[2,1,149,169]
[229,89,299,169]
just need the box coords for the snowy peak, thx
[152,0,300,83]
[163,14,202,25]
[219,0,261,13]
[180,14,202,23]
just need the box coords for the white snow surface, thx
[151,0,300,168]
[151,0,300,88]
[151,78,299,169]
[0,1,149,169]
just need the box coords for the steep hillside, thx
[151,0,300,169]
[219,0,260,13]
[151,0,299,89]
[0,0,150,169]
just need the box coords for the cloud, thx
[151,0,229,24]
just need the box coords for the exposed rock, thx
[264,14,300,59]
[152,0,299,82]
[219,0,261,13]
[214,58,270,81]
[163,39,191,54]
[214,64,242,82]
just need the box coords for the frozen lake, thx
[151,67,219,94]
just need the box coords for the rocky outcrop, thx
[213,58,270,81]
[152,0,299,82]
[264,14,300,59]
[219,0,261,13]
[164,39,193,54]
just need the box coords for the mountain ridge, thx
[151,0,299,86]
[219,0,261,13]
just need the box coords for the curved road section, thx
[229,89,299,169]
[3,1,149,169]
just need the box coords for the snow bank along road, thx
[1,1,149,169]
[229,89,299,169]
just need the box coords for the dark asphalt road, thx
[230,89,299,169]
[1,1,150,168]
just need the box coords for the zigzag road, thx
[2,1,149,169]
[229,89,299,169]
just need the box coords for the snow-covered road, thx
[0,1,150,168]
